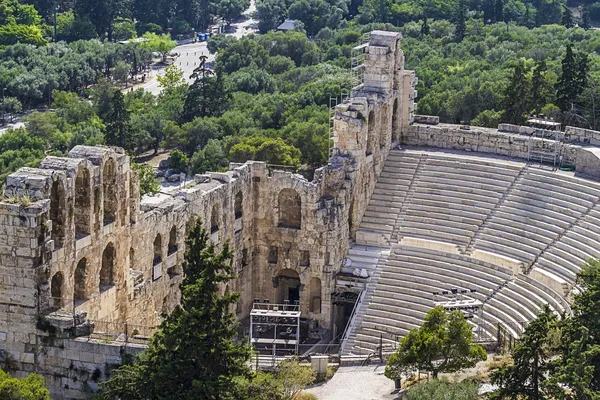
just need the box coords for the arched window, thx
[310,277,322,313]
[100,243,115,291]
[234,191,243,219]
[392,98,399,142]
[129,248,135,269]
[278,189,301,229]
[380,104,389,148]
[154,234,162,265]
[103,159,117,225]
[74,168,91,237]
[50,180,65,248]
[74,258,87,301]
[211,205,220,233]
[51,272,63,310]
[366,110,376,156]
[168,226,177,255]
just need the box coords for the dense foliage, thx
[492,258,600,399]
[0,369,50,400]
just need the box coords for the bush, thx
[405,379,479,400]
[168,149,189,172]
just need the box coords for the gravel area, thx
[306,364,399,400]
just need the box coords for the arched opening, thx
[168,226,177,255]
[211,205,220,233]
[278,189,301,229]
[50,180,65,248]
[74,258,87,302]
[100,243,115,291]
[380,104,389,148]
[129,247,135,269]
[154,234,162,265]
[74,168,91,238]
[310,277,322,313]
[234,191,243,219]
[274,269,301,305]
[366,110,376,156]
[103,159,118,225]
[392,98,399,142]
[51,272,63,309]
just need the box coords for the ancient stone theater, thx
[5,30,600,398]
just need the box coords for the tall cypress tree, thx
[530,59,547,115]
[494,0,504,23]
[454,1,467,42]
[421,14,430,36]
[183,55,230,122]
[581,8,592,30]
[561,5,574,28]
[556,44,589,112]
[503,62,531,125]
[105,91,130,149]
[100,219,251,399]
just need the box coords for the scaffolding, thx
[527,128,562,169]
[350,33,370,93]
[328,91,349,159]
[249,302,301,361]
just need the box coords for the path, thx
[142,0,257,95]
[306,364,398,400]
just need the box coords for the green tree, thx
[183,56,230,122]
[275,359,315,400]
[0,369,50,400]
[131,161,159,196]
[502,61,530,125]
[112,17,137,40]
[530,59,548,115]
[169,149,189,172]
[581,8,591,30]
[100,219,251,399]
[491,305,559,400]
[421,15,430,36]
[406,378,479,400]
[385,306,487,380]
[556,44,589,112]
[494,0,504,23]
[561,5,574,28]
[142,32,176,62]
[113,60,131,86]
[191,139,228,174]
[454,2,466,42]
[105,90,130,149]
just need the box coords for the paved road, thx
[142,0,257,95]
[306,364,398,400]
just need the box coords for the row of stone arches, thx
[365,98,399,156]
[50,159,120,249]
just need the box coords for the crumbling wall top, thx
[68,145,126,167]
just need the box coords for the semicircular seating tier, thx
[343,148,599,356]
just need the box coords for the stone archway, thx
[74,258,87,302]
[51,271,63,310]
[366,110,376,156]
[100,243,115,291]
[50,180,66,248]
[274,269,301,305]
[103,159,117,225]
[74,168,91,238]
[392,98,399,142]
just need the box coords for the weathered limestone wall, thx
[0,30,417,399]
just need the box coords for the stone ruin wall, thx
[0,30,416,398]
[403,122,600,179]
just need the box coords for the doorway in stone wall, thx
[275,269,301,306]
